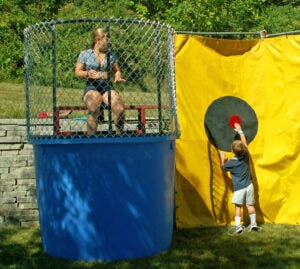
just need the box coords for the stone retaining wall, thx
[0,119,38,227]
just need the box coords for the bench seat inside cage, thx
[54,104,168,135]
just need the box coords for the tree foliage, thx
[1,0,299,81]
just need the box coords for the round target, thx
[204,96,258,152]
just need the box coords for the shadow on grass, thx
[0,225,299,269]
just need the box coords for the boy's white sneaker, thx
[250,223,259,231]
[235,225,244,234]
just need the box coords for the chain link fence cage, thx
[24,18,179,140]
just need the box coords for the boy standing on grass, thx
[220,123,259,233]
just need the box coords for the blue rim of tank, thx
[29,135,176,145]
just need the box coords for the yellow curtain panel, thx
[174,34,300,227]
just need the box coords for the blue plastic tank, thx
[33,136,175,261]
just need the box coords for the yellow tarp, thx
[174,34,300,227]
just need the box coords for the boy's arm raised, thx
[234,123,248,147]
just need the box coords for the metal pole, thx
[176,30,261,37]
[52,25,57,136]
[155,28,163,134]
[266,29,300,37]
[24,28,31,139]
[168,29,179,137]
[106,22,113,135]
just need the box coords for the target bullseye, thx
[228,115,242,128]
[204,96,258,151]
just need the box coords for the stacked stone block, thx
[0,119,38,227]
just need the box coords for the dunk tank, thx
[24,18,179,260]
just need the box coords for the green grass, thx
[0,224,299,269]
[0,82,26,118]
[0,82,170,119]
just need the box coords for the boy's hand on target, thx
[220,151,228,163]
[234,122,242,131]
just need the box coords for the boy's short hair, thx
[231,140,246,157]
